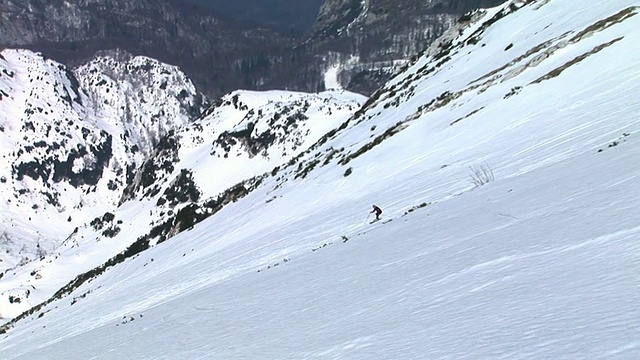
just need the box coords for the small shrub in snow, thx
[468,162,494,187]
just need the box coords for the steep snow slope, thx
[1,0,639,358]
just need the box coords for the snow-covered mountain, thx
[1,0,640,358]
[0,51,365,318]
[0,48,206,312]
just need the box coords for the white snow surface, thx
[1,0,640,359]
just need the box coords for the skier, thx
[370,205,382,221]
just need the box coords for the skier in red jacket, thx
[370,205,382,220]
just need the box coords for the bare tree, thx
[36,241,47,260]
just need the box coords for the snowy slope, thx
[1,0,639,358]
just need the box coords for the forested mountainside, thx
[1,0,505,97]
